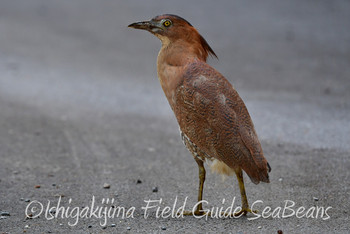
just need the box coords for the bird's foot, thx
[179,210,210,217]
[234,207,258,217]
[218,212,236,218]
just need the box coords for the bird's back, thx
[169,60,270,184]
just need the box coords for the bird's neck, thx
[156,40,203,109]
[157,38,208,66]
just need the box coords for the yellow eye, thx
[163,20,172,27]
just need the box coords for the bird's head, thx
[128,14,217,61]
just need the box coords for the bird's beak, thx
[128,20,162,32]
[128,21,151,30]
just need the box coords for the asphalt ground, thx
[0,0,349,233]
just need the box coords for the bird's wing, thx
[176,61,270,183]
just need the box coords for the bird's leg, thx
[234,168,258,216]
[195,158,206,213]
[181,158,209,216]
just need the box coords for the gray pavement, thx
[0,0,349,233]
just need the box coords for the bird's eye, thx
[162,20,172,27]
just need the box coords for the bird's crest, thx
[199,34,218,59]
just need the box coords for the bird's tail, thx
[244,157,271,184]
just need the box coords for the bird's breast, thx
[157,62,187,108]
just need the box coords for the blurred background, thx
[1,0,349,148]
[0,0,349,233]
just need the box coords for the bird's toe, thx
[234,208,258,217]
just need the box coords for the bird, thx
[128,14,271,216]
